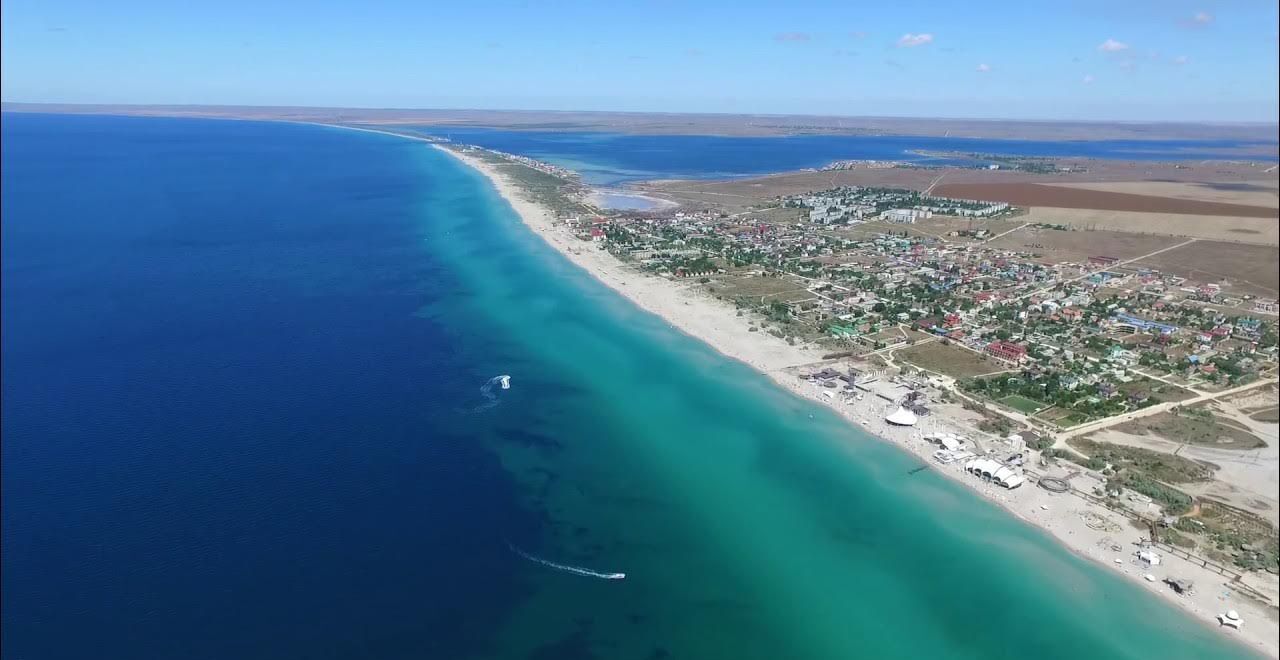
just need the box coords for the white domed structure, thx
[885,406,918,426]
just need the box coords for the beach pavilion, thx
[885,406,918,426]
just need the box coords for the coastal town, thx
[445,141,1280,654]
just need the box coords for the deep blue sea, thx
[2,113,1264,660]
[408,126,1279,185]
[1,114,537,658]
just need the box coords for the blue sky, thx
[2,0,1277,122]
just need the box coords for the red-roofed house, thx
[986,341,1027,363]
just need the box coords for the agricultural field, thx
[1133,240,1280,297]
[895,341,1005,379]
[931,182,1279,218]
[1053,181,1278,208]
[1020,207,1278,245]
[985,226,1180,265]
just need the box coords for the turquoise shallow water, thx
[412,141,1259,659]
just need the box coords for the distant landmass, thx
[3,102,1278,144]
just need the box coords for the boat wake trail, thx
[467,374,511,413]
[507,542,626,580]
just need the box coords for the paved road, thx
[924,172,946,195]
[982,222,1031,244]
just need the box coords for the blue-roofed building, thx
[1113,313,1178,335]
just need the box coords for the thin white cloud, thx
[897,33,934,48]
[1179,11,1214,29]
[849,31,868,39]
[1098,39,1129,53]
[1082,74,1095,84]
[1172,55,1189,65]
[775,32,812,43]
[975,63,991,73]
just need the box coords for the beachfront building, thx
[964,459,1026,488]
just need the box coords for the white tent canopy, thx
[1137,549,1162,566]
[963,459,1025,488]
[1002,474,1026,489]
[885,407,918,426]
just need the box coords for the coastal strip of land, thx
[311,122,1277,657]
[427,142,1279,659]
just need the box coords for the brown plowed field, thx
[932,182,1279,218]
[1133,241,1280,296]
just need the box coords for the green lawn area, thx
[1000,394,1045,414]
[1035,407,1093,428]
[1057,412,1091,427]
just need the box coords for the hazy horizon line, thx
[4,101,1278,128]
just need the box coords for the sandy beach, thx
[432,143,1280,658]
